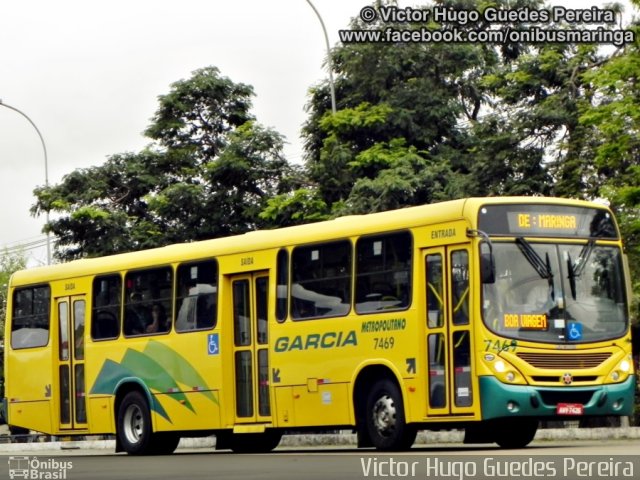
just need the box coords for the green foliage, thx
[578,22,640,320]
[287,0,552,225]
[33,67,295,260]
[144,66,254,158]
[260,188,330,226]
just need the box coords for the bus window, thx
[58,302,69,360]
[355,231,412,314]
[276,249,288,322]
[451,250,469,325]
[426,255,444,328]
[11,285,50,349]
[124,267,172,336]
[91,275,121,340]
[233,280,251,346]
[256,277,268,344]
[428,333,446,408]
[291,240,352,320]
[74,300,85,360]
[176,260,218,332]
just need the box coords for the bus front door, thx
[55,296,88,431]
[424,246,476,417]
[230,272,272,425]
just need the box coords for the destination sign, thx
[478,204,618,238]
[503,313,548,330]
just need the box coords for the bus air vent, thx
[516,352,611,369]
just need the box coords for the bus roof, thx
[9,196,609,287]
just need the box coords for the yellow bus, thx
[3,197,635,454]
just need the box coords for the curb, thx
[1,428,639,452]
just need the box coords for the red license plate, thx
[556,403,584,415]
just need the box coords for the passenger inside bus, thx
[125,292,151,335]
[146,303,169,333]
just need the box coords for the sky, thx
[0,0,634,266]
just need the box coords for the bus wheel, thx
[494,418,538,449]
[117,391,153,455]
[365,379,416,451]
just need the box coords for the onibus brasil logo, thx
[8,456,73,479]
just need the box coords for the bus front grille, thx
[538,389,596,406]
[516,352,611,369]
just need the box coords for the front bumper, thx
[479,376,636,419]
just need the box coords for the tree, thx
[578,4,640,320]
[264,0,550,225]
[33,67,295,260]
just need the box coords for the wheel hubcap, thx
[123,404,144,445]
[372,394,396,437]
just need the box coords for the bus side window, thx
[276,249,288,322]
[11,285,51,349]
[91,275,121,340]
[176,260,218,332]
[355,231,412,314]
[124,267,173,336]
[291,240,352,320]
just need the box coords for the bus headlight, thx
[483,357,526,384]
[619,360,631,373]
[610,357,633,382]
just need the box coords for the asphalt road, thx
[1,440,639,480]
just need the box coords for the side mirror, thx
[480,244,495,284]
[466,229,496,284]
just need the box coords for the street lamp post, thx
[305,0,337,115]
[0,99,52,265]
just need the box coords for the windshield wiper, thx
[515,237,555,301]
[515,237,553,279]
[567,239,595,300]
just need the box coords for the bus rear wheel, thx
[365,379,416,451]
[117,391,154,455]
[117,391,181,455]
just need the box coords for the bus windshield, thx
[483,241,628,343]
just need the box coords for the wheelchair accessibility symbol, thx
[208,333,219,355]
[567,322,583,341]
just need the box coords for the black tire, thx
[365,379,417,451]
[117,391,154,455]
[229,430,282,453]
[8,425,30,443]
[494,418,538,449]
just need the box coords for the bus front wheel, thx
[365,379,417,451]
